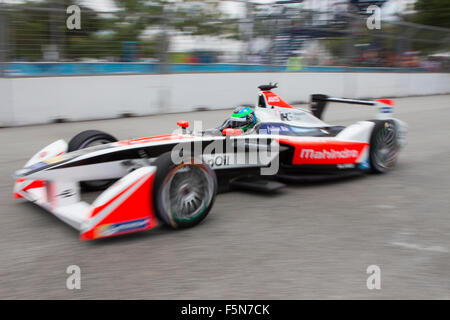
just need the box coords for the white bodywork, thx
[255,106,329,128]
[24,139,68,168]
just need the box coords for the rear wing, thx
[310,94,394,120]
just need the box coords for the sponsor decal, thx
[267,96,280,103]
[280,112,308,122]
[380,106,393,113]
[206,154,230,167]
[337,163,355,169]
[259,123,292,134]
[95,218,150,238]
[38,151,48,159]
[44,155,67,165]
[359,159,371,170]
[300,148,359,160]
[262,92,294,109]
[384,121,394,129]
[26,161,48,170]
[278,140,368,165]
[57,189,75,199]
[280,112,292,121]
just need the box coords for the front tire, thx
[68,130,118,190]
[369,120,399,173]
[153,152,217,229]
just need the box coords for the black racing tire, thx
[68,130,117,151]
[369,120,399,174]
[68,130,118,191]
[152,151,217,229]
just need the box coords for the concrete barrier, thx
[1,72,449,126]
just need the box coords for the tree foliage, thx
[7,0,232,61]
[414,0,450,29]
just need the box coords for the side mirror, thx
[222,128,242,136]
[177,120,189,130]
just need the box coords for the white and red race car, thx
[13,84,407,240]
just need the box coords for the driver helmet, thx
[227,106,257,132]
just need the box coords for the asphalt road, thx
[0,95,449,299]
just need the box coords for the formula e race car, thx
[13,83,407,240]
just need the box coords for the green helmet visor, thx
[223,117,247,129]
[226,106,256,131]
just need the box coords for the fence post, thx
[158,9,170,74]
[268,15,278,67]
[0,3,8,77]
[157,6,171,114]
[245,0,254,63]
[345,15,357,67]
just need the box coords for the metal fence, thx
[0,1,449,77]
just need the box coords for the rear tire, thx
[152,152,217,229]
[369,120,399,173]
[68,130,118,191]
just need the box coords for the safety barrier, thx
[0,71,449,126]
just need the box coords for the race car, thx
[13,83,407,240]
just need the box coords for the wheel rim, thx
[373,124,398,170]
[161,164,214,225]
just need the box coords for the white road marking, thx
[390,242,449,253]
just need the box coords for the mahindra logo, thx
[267,96,280,103]
[300,148,359,160]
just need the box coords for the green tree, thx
[414,0,450,29]
[410,0,450,54]
[9,0,103,60]
[8,0,231,61]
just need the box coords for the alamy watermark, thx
[66,5,81,30]
[366,5,381,30]
[64,4,380,32]
[66,265,81,290]
[366,265,381,290]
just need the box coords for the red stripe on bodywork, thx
[89,174,146,219]
[14,179,45,199]
[376,99,394,106]
[23,180,45,191]
[116,134,190,146]
[262,91,294,109]
[80,174,157,240]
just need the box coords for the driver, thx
[220,106,258,133]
